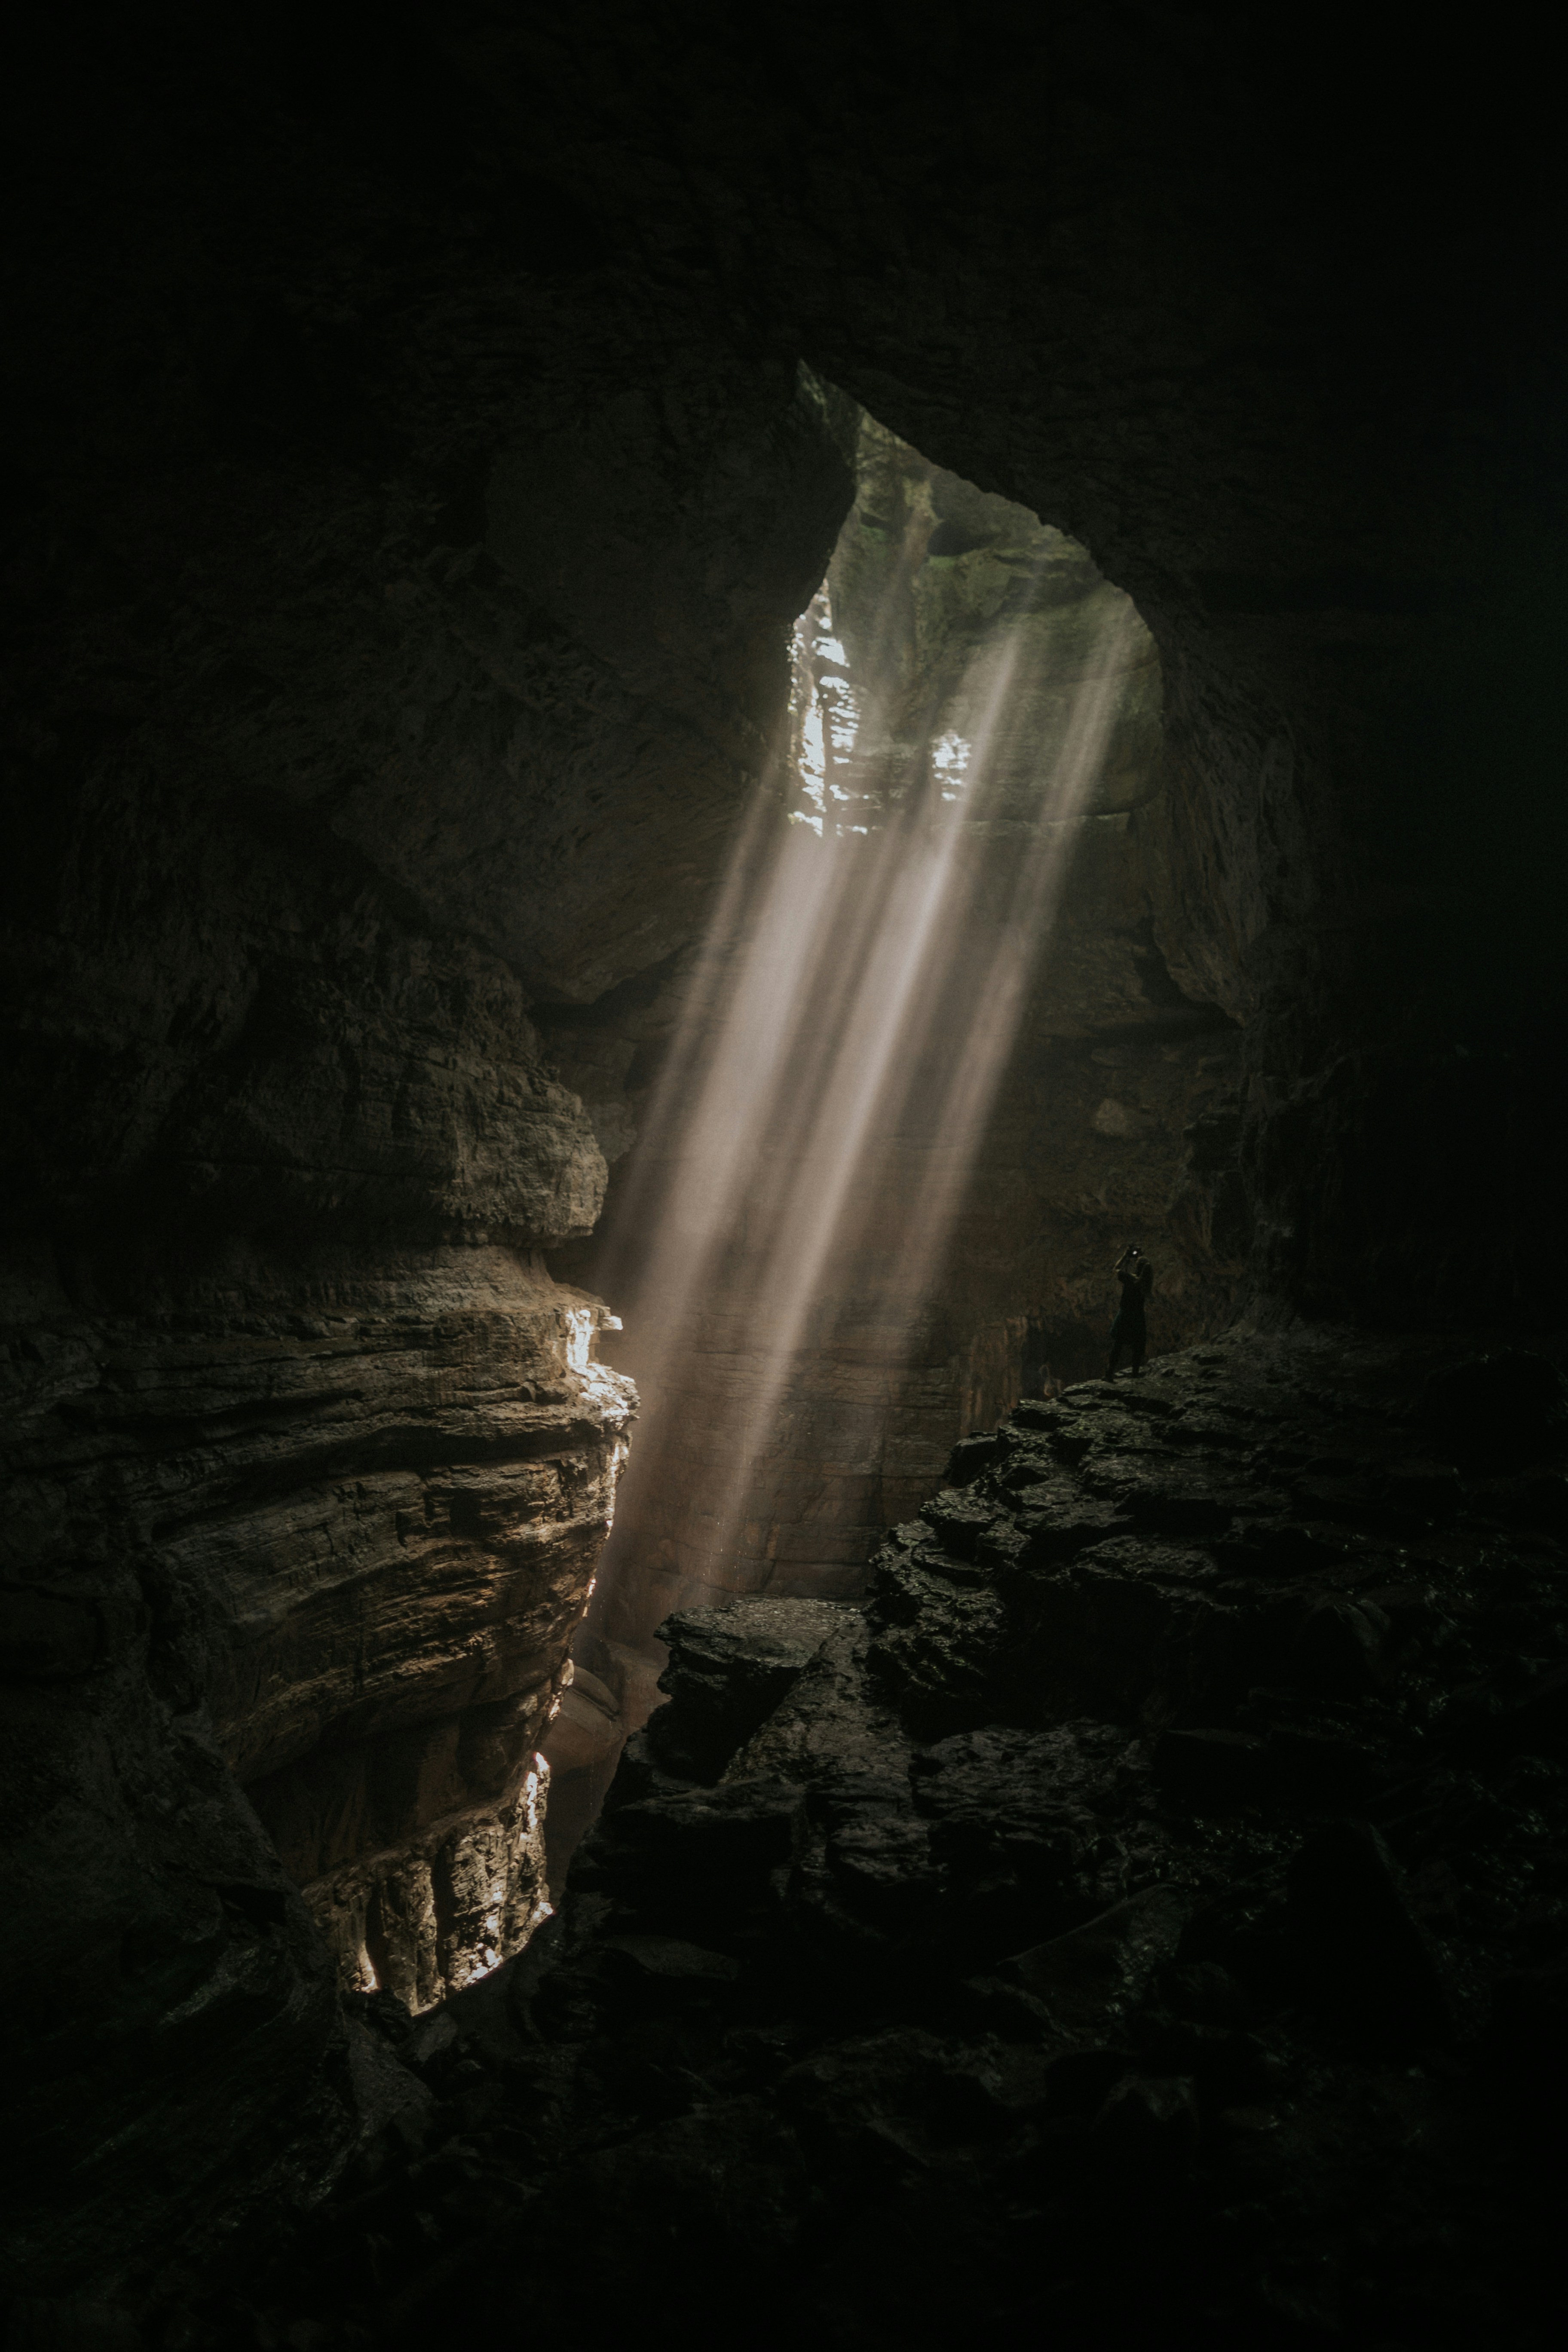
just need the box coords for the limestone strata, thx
[300,1760,553,2019]
[214,1259,635,2006]
[0,1247,632,2289]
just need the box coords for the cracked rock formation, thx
[0,53,852,2302]
[2,1248,634,2297]
[224,1332,1568,2350]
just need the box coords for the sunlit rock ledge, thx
[1,1246,633,2281]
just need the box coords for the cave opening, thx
[542,386,1236,1871]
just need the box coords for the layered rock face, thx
[220,1262,633,2012]
[3,1246,631,2294]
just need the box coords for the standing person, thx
[1107,1245,1152,1378]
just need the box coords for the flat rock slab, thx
[648,1597,857,1781]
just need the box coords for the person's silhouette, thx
[1107,1245,1152,1378]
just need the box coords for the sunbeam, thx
[591,400,1158,1629]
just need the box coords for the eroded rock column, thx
[206,1260,636,2006]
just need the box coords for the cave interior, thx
[3,9,1566,2349]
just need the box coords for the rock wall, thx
[213,1261,633,2012]
[2,1246,631,2295]
[3,21,852,2300]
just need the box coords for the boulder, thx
[645,1599,852,1783]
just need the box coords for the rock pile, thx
[180,1328,1568,2349]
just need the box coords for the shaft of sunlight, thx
[592,420,1150,1612]
[704,607,1135,1569]
[874,606,1142,1333]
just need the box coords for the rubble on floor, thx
[180,1330,1568,2349]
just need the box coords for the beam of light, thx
[702,607,1138,1577]
[864,607,1144,1338]
[589,429,1152,1624]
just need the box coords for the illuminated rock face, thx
[2,1246,633,2285]
[220,1267,634,2013]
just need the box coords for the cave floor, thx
[193,1328,1567,2351]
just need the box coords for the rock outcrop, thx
[1,1246,633,2300]
[221,1263,634,2011]
[220,1332,1568,2349]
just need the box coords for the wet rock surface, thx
[190,1330,1568,2349]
